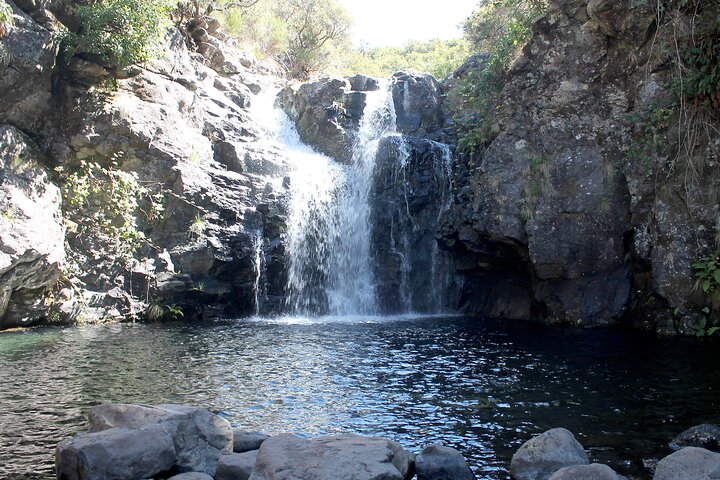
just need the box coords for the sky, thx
[337,0,479,48]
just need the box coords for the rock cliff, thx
[440,0,720,334]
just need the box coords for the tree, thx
[274,0,352,79]
[60,0,174,70]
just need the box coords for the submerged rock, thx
[670,424,720,452]
[88,403,233,475]
[653,447,720,480]
[248,433,413,480]
[510,428,590,480]
[55,425,176,480]
[415,444,474,480]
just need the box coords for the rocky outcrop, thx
[277,76,364,163]
[391,71,444,140]
[441,0,720,333]
[0,126,65,329]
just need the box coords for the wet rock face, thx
[441,0,719,331]
[391,71,444,140]
[0,126,65,329]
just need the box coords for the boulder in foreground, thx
[415,444,474,480]
[88,403,233,475]
[56,424,175,480]
[248,433,413,480]
[510,428,589,480]
[653,447,720,480]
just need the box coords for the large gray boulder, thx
[415,444,474,480]
[0,126,65,329]
[55,425,176,480]
[168,474,214,480]
[248,433,413,480]
[670,424,720,452]
[549,463,625,480]
[88,404,233,475]
[653,447,720,480]
[233,430,269,453]
[510,428,590,480]
[216,450,258,480]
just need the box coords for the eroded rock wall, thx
[441,0,720,334]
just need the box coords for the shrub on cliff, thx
[59,0,174,70]
[449,0,546,154]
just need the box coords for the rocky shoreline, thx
[55,404,720,480]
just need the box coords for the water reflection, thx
[0,316,719,479]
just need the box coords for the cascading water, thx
[284,85,397,316]
[249,80,454,317]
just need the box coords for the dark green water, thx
[0,315,719,479]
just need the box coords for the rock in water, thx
[88,404,233,475]
[510,428,589,480]
[670,424,720,452]
[233,430,269,453]
[0,126,65,329]
[549,463,625,480]
[415,444,474,480]
[55,425,176,480]
[248,433,413,480]
[653,447,720,480]
[216,450,258,480]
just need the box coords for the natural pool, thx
[1,315,719,479]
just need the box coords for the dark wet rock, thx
[391,71,443,139]
[88,403,233,475]
[348,74,380,92]
[549,463,625,480]
[670,424,720,452]
[653,447,720,480]
[216,450,258,480]
[415,444,474,480]
[510,428,589,480]
[233,431,269,453]
[55,425,176,480]
[0,126,65,329]
[248,433,413,480]
[371,135,457,313]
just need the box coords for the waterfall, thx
[249,81,454,317]
[283,85,396,316]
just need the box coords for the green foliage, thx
[0,1,14,38]
[660,0,720,111]
[341,39,469,80]
[623,104,676,176]
[449,0,547,155]
[693,251,720,295]
[147,302,184,321]
[61,154,165,265]
[59,0,173,69]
